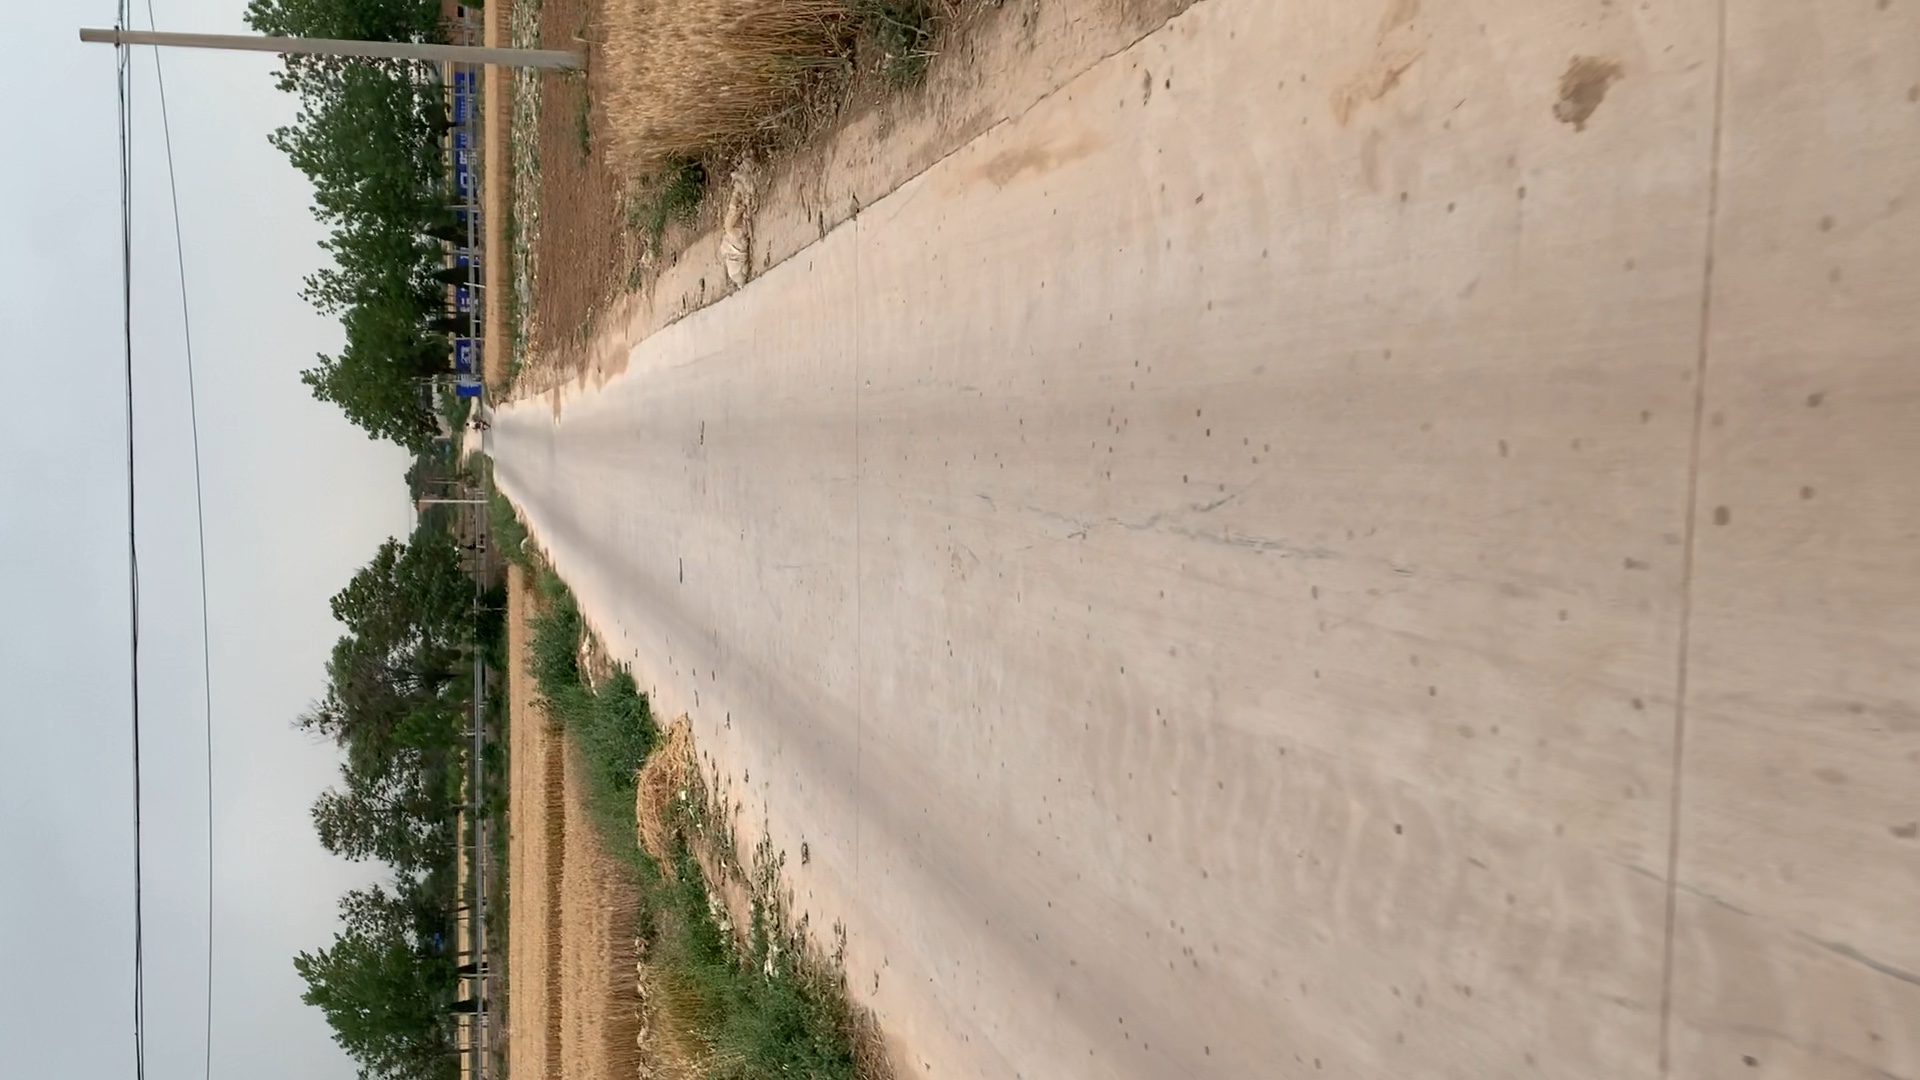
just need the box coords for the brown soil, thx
[527,0,636,371]
[482,3,507,388]
[506,567,641,1080]
[558,745,644,1080]
[505,566,563,1080]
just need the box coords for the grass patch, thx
[854,0,937,85]
[521,569,885,1079]
[647,848,870,1079]
[527,569,657,847]
[489,491,532,569]
[626,159,709,254]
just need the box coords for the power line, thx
[115,4,149,1080]
[141,1,218,1077]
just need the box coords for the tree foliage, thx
[254,0,465,450]
[310,750,444,869]
[295,523,482,1079]
[304,528,472,872]
[246,0,443,46]
[294,885,458,1080]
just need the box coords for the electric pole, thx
[79,27,583,69]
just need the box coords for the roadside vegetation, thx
[291,519,498,1080]
[519,563,889,1078]
[582,0,946,314]
[251,0,482,451]
[292,434,508,1080]
[595,0,943,175]
[627,158,709,256]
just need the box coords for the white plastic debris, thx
[721,162,758,288]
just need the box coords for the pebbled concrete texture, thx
[492,0,1920,1076]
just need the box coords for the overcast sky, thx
[0,3,419,1078]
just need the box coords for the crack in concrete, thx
[1806,938,1920,990]
[1002,494,1337,560]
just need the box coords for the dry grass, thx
[592,0,850,175]
[560,745,646,1080]
[634,718,694,870]
[639,720,758,954]
[506,566,564,1080]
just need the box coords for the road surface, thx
[492,0,1920,1075]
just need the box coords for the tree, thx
[328,530,472,659]
[295,885,457,1080]
[257,11,461,448]
[302,353,438,452]
[311,752,450,871]
[300,529,474,870]
[270,63,447,231]
[246,0,446,52]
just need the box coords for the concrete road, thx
[492,0,1920,1075]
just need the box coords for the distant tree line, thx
[251,0,474,452]
[293,522,477,1080]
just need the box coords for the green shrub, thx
[521,571,870,1079]
[627,159,708,255]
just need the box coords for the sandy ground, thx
[491,0,1920,1077]
[557,754,643,1080]
[481,1,508,389]
[505,565,646,1080]
[505,567,562,1080]
[524,0,632,371]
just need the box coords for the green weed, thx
[627,159,709,256]
[854,0,937,85]
[487,492,533,571]
[521,570,880,1079]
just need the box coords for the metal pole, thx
[79,27,583,70]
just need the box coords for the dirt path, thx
[491,0,1920,1077]
[523,0,632,371]
[556,755,642,1080]
[481,1,507,388]
[504,567,560,1080]
[506,567,641,1080]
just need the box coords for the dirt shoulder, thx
[512,0,1198,400]
[508,566,643,1080]
[482,1,508,388]
[504,566,558,1080]
[502,555,890,1079]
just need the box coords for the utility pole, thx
[79,27,583,69]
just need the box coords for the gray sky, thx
[1,2,420,1077]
